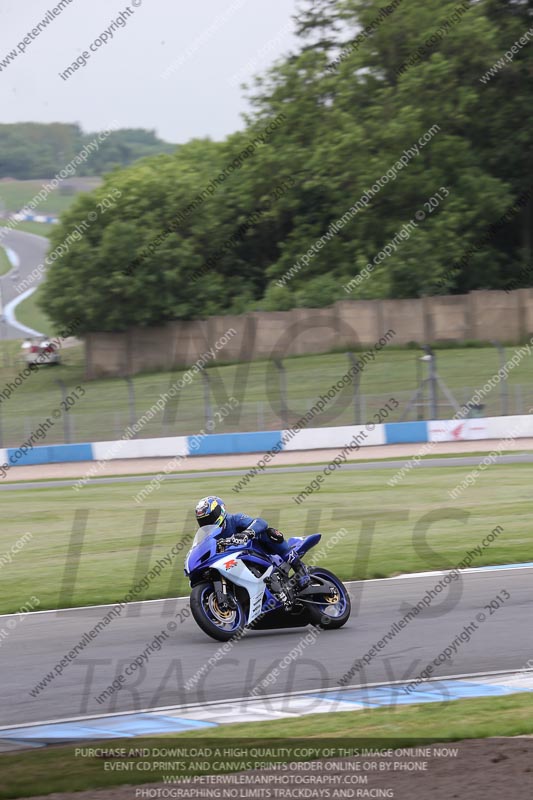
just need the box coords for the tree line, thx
[39,0,533,334]
[0,123,175,180]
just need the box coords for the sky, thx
[0,0,300,143]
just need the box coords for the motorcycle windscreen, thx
[185,524,223,573]
[190,524,223,549]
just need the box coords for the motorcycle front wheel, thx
[190,581,247,642]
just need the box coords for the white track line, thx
[2,563,533,620]
[0,596,177,620]
[1,668,532,733]
[4,246,19,269]
[2,243,43,336]
[4,286,43,337]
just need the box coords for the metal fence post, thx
[415,354,424,420]
[201,368,212,429]
[257,401,264,430]
[492,340,508,415]
[516,384,523,414]
[425,347,438,420]
[360,393,366,424]
[274,359,288,429]
[55,379,71,443]
[347,353,362,424]
[125,377,137,434]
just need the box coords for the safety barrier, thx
[8,213,59,224]
[3,443,93,467]
[3,414,532,467]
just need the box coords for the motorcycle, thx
[184,524,351,641]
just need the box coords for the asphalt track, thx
[1,447,531,728]
[0,228,49,338]
[1,565,532,728]
[0,452,532,491]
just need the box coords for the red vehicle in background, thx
[21,336,61,366]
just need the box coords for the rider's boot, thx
[266,528,311,591]
[267,569,292,608]
[287,550,311,588]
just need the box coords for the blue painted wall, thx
[189,430,284,456]
[7,443,94,467]
[384,421,428,444]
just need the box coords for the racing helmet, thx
[195,496,227,528]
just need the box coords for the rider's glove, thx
[231,529,254,545]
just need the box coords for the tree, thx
[0,123,176,180]
[38,0,533,334]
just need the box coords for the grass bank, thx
[0,461,531,613]
[0,344,531,447]
[11,285,52,335]
[0,244,12,276]
[0,221,54,237]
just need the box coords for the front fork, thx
[213,575,237,610]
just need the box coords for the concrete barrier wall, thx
[85,289,533,378]
[282,424,385,450]
[384,421,428,444]
[91,437,189,461]
[192,431,285,456]
[6,213,59,224]
[4,413,532,469]
[6,443,93,467]
[427,414,533,443]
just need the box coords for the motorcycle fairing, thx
[185,526,324,625]
[210,552,274,624]
[287,533,322,555]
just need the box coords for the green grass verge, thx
[0,343,531,448]
[0,178,101,215]
[0,339,85,447]
[11,285,52,335]
[0,221,54,238]
[1,692,533,798]
[1,461,531,614]
[0,244,12,276]
[4,449,530,488]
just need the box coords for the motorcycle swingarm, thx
[297,578,337,597]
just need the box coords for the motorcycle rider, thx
[194,496,310,588]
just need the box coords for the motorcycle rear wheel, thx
[306,567,351,630]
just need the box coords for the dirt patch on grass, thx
[15,737,533,800]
